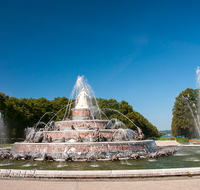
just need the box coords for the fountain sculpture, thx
[10,76,159,161]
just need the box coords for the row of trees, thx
[0,92,161,140]
[97,98,161,137]
[171,88,200,139]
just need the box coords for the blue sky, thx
[1,0,200,130]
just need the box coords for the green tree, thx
[0,93,70,139]
[0,93,8,113]
[126,111,161,138]
[51,97,69,120]
[171,88,199,139]
[98,97,161,138]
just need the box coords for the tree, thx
[0,93,69,139]
[126,111,162,138]
[171,88,199,139]
[0,93,8,112]
[98,98,161,138]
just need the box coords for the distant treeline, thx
[0,92,162,139]
[160,130,172,136]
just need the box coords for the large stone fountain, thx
[10,77,158,161]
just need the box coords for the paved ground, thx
[155,140,181,146]
[1,176,200,190]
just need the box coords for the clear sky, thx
[1,0,200,131]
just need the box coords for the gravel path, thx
[1,176,200,190]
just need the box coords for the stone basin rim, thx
[13,139,155,146]
[1,167,200,178]
[56,119,109,123]
[43,129,128,133]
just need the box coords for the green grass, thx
[0,144,13,147]
[176,137,189,144]
[155,137,175,141]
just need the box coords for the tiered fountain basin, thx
[11,140,157,160]
[43,129,122,142]
[10,105,158,161]
[55,119,108,130]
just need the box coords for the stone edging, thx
[0,167,200,178]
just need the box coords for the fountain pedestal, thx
[72,108,91,120]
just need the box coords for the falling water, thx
[196,66,200,138]
[196,66,200,119]
[103,108,139,129]
[181,67,200,138]
[181,96,200,138]
[0,112,7,144]
[196,66,200,88]
[67,76,101,120]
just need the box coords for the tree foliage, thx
[171,88,199,139]
[0,93,69,139]
[0,92,161,139]
[98,98,161,138]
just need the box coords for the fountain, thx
[2,75,200,180]
[9,76,159,161]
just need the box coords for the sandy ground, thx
[155,140,181,146]
[1,177,200,190]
